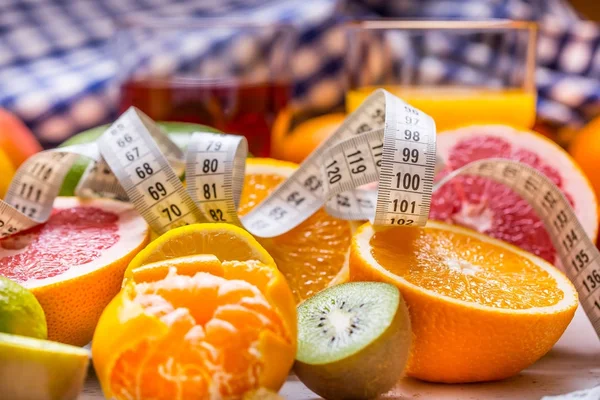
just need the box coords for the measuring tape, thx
[0,89,598,339]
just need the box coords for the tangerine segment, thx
[369,227,565,309]
[240,158,352,302]
[350,221,578,383]
[92,256,296,400]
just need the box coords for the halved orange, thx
[240,158,352,302]
[350,221,578,383]
[93,254,296,400]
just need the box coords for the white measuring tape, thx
[0,89,598,339]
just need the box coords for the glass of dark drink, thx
[115,18,295,157]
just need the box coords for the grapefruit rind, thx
[350,221,578,383]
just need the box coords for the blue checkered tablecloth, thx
[0,0,599,147]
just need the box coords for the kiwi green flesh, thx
[294,282,412,400]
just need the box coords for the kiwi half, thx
[294,282,411,400]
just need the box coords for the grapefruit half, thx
[431,125,598,267]
[0,197,150,346]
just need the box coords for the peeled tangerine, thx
[92,254,297,400]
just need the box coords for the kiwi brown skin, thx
[293,295,412,400]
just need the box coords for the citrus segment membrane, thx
[113,269,286,398]
[101,257,296,400]
[296,282,400,365]
[370,227,565,309]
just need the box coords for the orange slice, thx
[92,254,296,400]
[0,197,150,345]
[127,223,275,273]
[350,221,578,383]
[240,158,352,302]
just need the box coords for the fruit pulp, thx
[346,86,536,130]
[431,127,599,266]
[239,160,352,302]
[369,226,565,309]
[350,221,578,383]
[93,256,296,400]
[119,78,292,157]
[0,207,119,282]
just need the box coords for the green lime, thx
[0,276,47,339]
[0,332,90,400]
[58,122,220,196]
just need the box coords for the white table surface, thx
[82,307,600,399]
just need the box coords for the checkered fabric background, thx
[0,0,599,148]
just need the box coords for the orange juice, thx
[346,86,536,131]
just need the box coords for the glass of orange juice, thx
[345,20,537,131]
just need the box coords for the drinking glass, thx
[114,18,296,157]
[345,20,537,131]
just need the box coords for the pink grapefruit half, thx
[0,197,149,346]
[431,125,598,267]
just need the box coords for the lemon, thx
[0,332,90,400]
[0,276,47,339]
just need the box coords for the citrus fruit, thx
[0,108,43,167]
[350,221,578,383]
[239,158,352,302]
[569,116,600,201]
[58,121,219,196]
[295,282,411,400]
[0,276,47,339]
[93,254,296,400]
[127,223,275,274]
[0,332,89,400]
[0,146,15,198]
[432,125,598,266]
[244,388,284,400]
[0,197,150,345]
[271,112,345,163]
